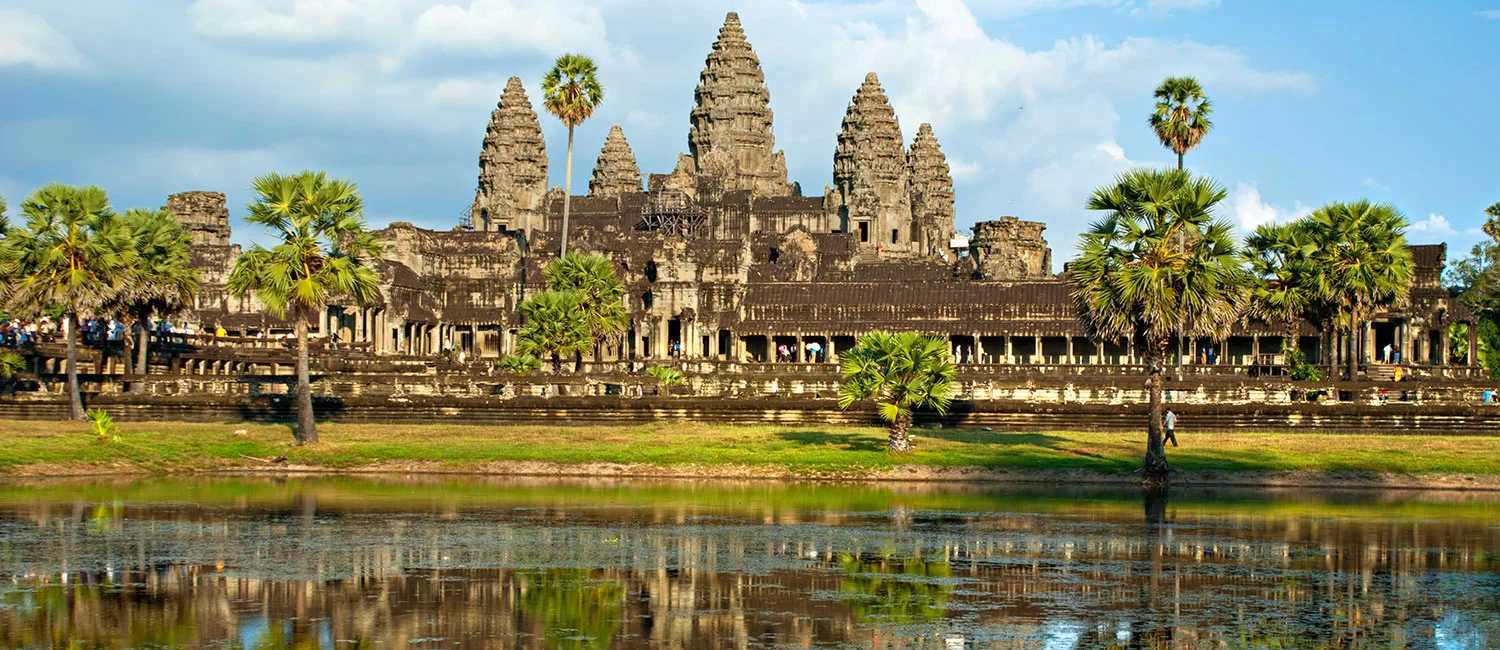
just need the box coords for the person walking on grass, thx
[1164,408,1179,447]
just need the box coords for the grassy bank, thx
[2,419,1499,485]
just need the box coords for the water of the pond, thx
[0,477,1496,649]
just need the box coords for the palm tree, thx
[1149,77,1213,170]
[0,350,22,379]
[1304,200,1413,379]
[543,253,627,367]
[1243,221,1319,353]
[542,53,604,257]
[227,171,383,444]
[1069,168,1249,483]
[0,193,9,233]
[837,331,957,453]
[0,184,133,421]
[112,208,199,392]
[515,290,592,373]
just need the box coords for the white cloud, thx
[0,9,85,71]
[408,0,609,58]
[188,0,404,42]
[1409,213,1455,234]
[1360,177,1388,191]
[1224,182,1310,232]
[1476,10,1500,19]
[1147,0,1221,12]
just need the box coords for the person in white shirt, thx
[1163,409,1178,447]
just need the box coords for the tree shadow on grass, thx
[778,430,888,452]
[921,429,1074,448]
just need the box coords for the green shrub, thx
[1286,348,1325,381]
[497,355,542,377]
[86,408,121,443]
[646,366,685,386]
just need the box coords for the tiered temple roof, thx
[907,123,957,256]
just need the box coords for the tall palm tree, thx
[227,171,383,444]
[515,290,592,373]
[837,331,957,453]
[112,208,199,392]
[0,184,133,421]
[1304,200,1413,379]
[1149,77,1213,171]
[542,53,604,258]
[1069,168,1250,483]
[1243,221,1319,353]
[543,253,627,366]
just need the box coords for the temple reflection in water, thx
[1,478,1497,648]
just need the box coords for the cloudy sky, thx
[2,0,1497,260]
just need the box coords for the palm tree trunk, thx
[1143,339,1169,485]
[294,315,318,444]
[1176,151,1184,171]
[1346,308,1361,380]
[561,125,575,257]
[550,353,562,374]
[888,410,913,453]
[132,313,152,393]
[65,313,85,422]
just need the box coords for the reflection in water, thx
[0,477,1497,649]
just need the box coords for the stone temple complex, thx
[165,13,1475,375]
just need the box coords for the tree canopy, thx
[838,331,956,452]
[1149,76,1213,170]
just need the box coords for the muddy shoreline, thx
[6,459,1500,491]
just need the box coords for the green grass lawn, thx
[1,419,1498,478]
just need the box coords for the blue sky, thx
[1,0,1496,262]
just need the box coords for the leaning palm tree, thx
[227,171,383,444]
[1243,221,1319,353]
[542,53,604,257]
[111,208,199,392]
[837,331,957,453]
[515,290,592,373]
[0,184,133,421]
[543,253,627,366]
[1069,168,1250,484]
[1149,77,1213,170]
[1304,200,1413,379]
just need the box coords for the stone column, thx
[1363,321,1375,364]
[1004,336,1013,364]
[1439,327,1450,367]
[1469,323,1479,368]
[1033,335,1041,365]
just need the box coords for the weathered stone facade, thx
[160,12,1476,378]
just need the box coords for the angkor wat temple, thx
[169,13,1474,376]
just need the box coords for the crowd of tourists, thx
[0,316,133,346]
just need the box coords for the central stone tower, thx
[667,12,791,198]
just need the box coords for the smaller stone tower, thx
[907,123,957,257]
[164,191,231,246]
[970,217,1053,280]
[588,125,644,199]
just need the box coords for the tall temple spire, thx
[471,76,549,234]
[588,125,643,199]
[831,72,913,249]
[672,11,790,197]
[907,123,957,256]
